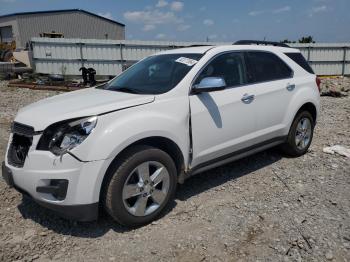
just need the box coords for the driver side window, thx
[195,52,247,87]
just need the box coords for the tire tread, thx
[281,111,314,157]
[103,145,177,227]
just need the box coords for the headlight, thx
[37,116,97,155]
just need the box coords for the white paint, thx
[5,44,320,214]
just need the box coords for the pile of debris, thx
[4,70,110,92]
[320,77,350,97]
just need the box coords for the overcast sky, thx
[1,0,349,42]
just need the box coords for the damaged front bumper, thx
[3,139,109,221]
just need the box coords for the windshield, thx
[103,53,203,94]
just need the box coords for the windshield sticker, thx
[175,57,198,66]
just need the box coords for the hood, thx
[14,88,155,131]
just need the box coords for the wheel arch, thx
[99,136,185,202]
[295,102,317,123]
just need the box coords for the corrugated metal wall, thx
[10,11,125,48]
[32,38,350,76]
[290,43,350,75]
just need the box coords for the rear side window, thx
[245,51,293,83]
[285,52,314,74]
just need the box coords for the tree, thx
[280,36,316,44]
[281,39,296,44]
[298,36,315,43]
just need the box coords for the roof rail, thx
[187,44,213,47]
[233,40,290,48]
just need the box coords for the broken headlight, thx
[37,116,97,155]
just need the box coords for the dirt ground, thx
[0,81,349,262]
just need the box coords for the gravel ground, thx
[0,81,349,262]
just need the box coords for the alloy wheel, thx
[295,117,312,150]
[122,161,170,217]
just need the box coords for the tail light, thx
[316,77,321,92]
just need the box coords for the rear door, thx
[244,51,294,141]
[189,51,258,167]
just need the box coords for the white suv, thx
[2,41,320,227]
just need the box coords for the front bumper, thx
[2,149,110,221]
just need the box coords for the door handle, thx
[241,93,255,104]
[286,83,296,91]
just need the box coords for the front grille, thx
[11,122,35,137]
[8,122,34,168]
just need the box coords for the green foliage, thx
[281,39,296,44]
[298,36,315,43]
[280,36,316,44]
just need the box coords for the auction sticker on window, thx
[175,57,198,66]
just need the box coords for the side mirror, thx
[193,77,226,94]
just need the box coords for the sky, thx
[1,0,349,43]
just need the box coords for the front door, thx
[189,52,258,167]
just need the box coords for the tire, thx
[281,111,315,157]
[103,145,177,227]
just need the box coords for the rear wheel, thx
[104,145,177,227]
[281,111,315,157]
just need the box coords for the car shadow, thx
[17,196,177,237]
[17,148,282,238]
[176,148,282,201]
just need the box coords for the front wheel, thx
[104,145,177,227]
[281,111,315,157]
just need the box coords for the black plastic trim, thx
[12,183,98,221]
[7,134,33,168]
[189,136,287,174]
[234,40,290,48]
[2,161,14,187]
[36,179,69,201]
[11,122,35,137]
[36,200,99,222]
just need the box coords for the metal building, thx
[0,9,125,49]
